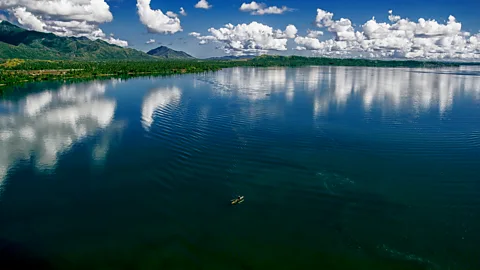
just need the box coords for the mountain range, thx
[0,21,195,61]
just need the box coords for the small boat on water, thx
[231,196,244,205]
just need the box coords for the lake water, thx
[1,66,479,270]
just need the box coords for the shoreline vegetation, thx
[0,55,470,93]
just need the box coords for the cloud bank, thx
[0,0,128,47]
[295,9,480,59]
[239,1,291,15]
[191,22,298,55]
[136,0,182,34]
[195,0,211,10]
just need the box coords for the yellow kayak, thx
[231,196,244,205]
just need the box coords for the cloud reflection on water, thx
[203,67,291,101]
[141,86,182,130]
[203,66,480,118]
[309,66,480,117]
[0,81,117,187]
[92,121,126,167]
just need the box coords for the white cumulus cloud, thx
[11,7,45,32]
[146,38,155,44]
[192,22,297,55]
[136,0,182,34]
[388,10,400,23]
[307,30,323,38]
[166,11,178,18]
[284,24,298,38]
[315,9,334,28]
[0,0,128,46]
[195,0,211,9]
[189,32,201,37]
[179,7,187,16]
[294,36,324,50]
[239,1,291,15]
[294,8,480,60]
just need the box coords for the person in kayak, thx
[231,196,244,205]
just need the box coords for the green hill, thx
[147,46,195,59]
[0,21,152,60]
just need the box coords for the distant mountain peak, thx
[146,46,195,59]
[0,20,22,30]
[1,21,21,28]
[75,36,90,41]
[206,55,256,60]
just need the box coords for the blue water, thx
[0,66,479,270]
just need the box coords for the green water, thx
[1,66,480,270]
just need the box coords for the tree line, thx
[0,56,463,91]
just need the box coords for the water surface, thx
[1,66,480,270]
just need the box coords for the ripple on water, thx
[1,67,480,269]
[376,244,441,270]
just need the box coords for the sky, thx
[0,0,479,59]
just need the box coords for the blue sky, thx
[102,0,480,57]
[1,0,479,59]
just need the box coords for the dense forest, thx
[0,55,467,92]
[248,55,462,68]
[0,59,226,89]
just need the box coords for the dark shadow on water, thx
[0,238,53,270]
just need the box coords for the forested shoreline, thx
[0,56,466,92]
